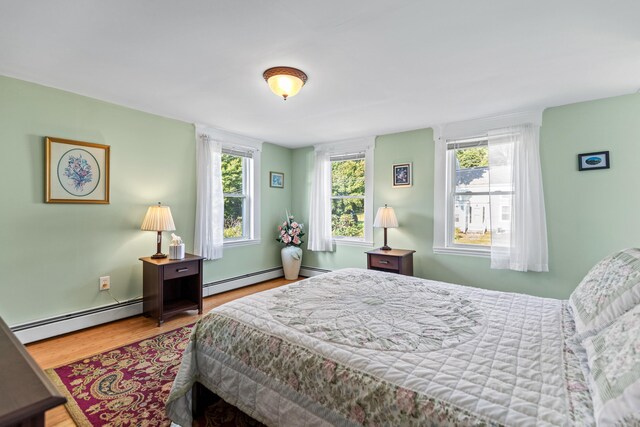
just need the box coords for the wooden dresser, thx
[0,317,66,427]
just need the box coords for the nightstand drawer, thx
[369,254,399,270]
[164,261,199,280]
[366,249,415,276]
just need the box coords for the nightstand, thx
[139,253,204,326]
[366,249,415,276]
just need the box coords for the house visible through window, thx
[451,139,491,247]
[449,138,512,249]
[501,204,511,221]
[330,152,366,239]
[222,149,253,241]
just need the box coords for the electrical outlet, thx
[99,276,110,291]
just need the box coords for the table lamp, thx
[373,204,398,250]
[141,202,176,259]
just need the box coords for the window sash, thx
[453,191,513,196]
[222,147,253,159]
[330,195,365,200]
[222,155,251,240]
[447,147,490,250]
[330,152,365,162]
[330,155,367,240]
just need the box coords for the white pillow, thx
[582,303,640,425]
[569,248,640,338]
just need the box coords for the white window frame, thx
[197,125,262,247]
[433,111,542,257]
[315,137,375,247]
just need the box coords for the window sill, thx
[333,239,374,248]
[224,238,261,248]
[433,246,490,258]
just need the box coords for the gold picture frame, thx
[270,171,284,188]
[46,137,110,204]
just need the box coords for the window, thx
[330,153,366,239]
[194,126,262,259]
[308,137,374,251]
[221,146,260,245]
[433,111,547,269]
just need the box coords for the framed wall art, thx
[578,151,610,171]
[46,137,110,203]
[392,162,412,187]
[270,171,284,188]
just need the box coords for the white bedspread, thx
[167,268,593,426]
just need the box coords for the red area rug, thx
[46,325,262,426]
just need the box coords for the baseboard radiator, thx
[11,266,333,345]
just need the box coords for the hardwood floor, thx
[26,276,297,427]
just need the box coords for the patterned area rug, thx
[46,325,263,427]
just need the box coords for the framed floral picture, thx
[270,171,284,188]
[392,163,412,187]
[46,137,110,203]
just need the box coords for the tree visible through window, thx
[222,153,246,239]
[331,155,365,239]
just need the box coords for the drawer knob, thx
[378,260,389,265]
[176,268,189,273]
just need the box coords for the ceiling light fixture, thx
[263,66,308,100]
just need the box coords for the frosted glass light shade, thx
[263,67,308,100]
[141,203,176,231]
[373,205,398,228]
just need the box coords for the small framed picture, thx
[46,137,110,203]
[392,163,412,187]
[578,151,610,171]
[270,171,284,188]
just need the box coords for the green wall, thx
[0,76,289,326]
[293,93,640,299]
[2,72,638,326]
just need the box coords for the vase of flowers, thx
[277,213,305,280]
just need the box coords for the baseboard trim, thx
[12,267,286,344]
[299,266,331,277]
[203,267,284,297]
[12,299,143,344]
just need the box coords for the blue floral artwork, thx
[64,153,93,191]
[56,148,100,197]
[47,137,109,203]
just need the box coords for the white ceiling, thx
[1,1,639,148]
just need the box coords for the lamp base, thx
[151,253,167,259]
[379,245,392,251]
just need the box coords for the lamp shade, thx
[373,205,398,228]
[141,203,176,231]
[263,67,308,100]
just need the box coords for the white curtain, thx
[308,149,334,251]
[194,133,224,260]
[488,124,548,272]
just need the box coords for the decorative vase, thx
[281,246,303,280]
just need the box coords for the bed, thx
[166,249,640,426]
